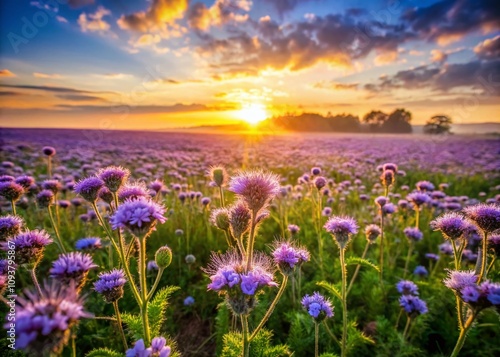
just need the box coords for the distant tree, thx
[424,115,452,134]
[382,108,412,133]
[362,110,388,132]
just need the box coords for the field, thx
[0,128,499,357]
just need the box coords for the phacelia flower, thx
[311,167,322,176]
[0,214,24,240]
[407,192,430,208]
[425,253,440,261]
[4,281,89,355]
[98,187,113,204]
[413,265,428,277]
[287,224,300,235]
[75,237,102,251]
[382,203,396,215]
[150,179,165,194]
[404,227,423,243]
[383,163,398,172]
[439,241,453,255]
[322,207,332,216]
[126,337,171,357]
[118,182,150,201]
[0,181,24,202]
[380,170,395,187]
[464,203,500,233]
[301,292,334,322]
[209,165,228,187]
[272,241,310,275]
[184,296,195,306]
[110,197,166,238]
[42,146,56,156]
[375,196,388,207]
[416,181,435,192]
[228,201,251,239]
[98,166,130,192]
[2,230,52,266]
[431,212,467,240]
[94,269,127,303]
[396,280,419,295]
[210,207,230,231]
[148,260,159,272]
[74,177,104,203]
[399,295,428,316]
[324,215,359,249]
[443,270,478,291]
[365,224,381,243]
[50,252,97,289]
[314,176,327,190]
[42,179,62,194]
[229,170,281,213]
[36,189,55,208]
[15,175,35,190]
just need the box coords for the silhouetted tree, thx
[381,108,412,133]
[424,115,452,134]
[362,110,388,132]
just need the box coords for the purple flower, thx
[98,187,114,204]
[464,203,500,233]
[15,175,35,190]
[365,224,381,242]
[4,281,89,355]
[324,215,359,248]
[74,177,104,202]
[94,269,126,303]
[396,280,419,295]
[461,286,480,303]
[399,295,428,315]
[110,197,166,237]
[42,146,56,156]
[0,214,24,240]
[425,253,440,261]
[413,265,428,277]
[126,337,171,357]
[228,201,251,239]
[272,241,310,275]
[416,181,435,192]
[148,260,159,271]
[407,192,430,207]
[375,196,388,207]
[311,167,322,176]
[98,166,130,192]
[0,181,24,202]
[184,296,195,306]
[301,292,334,321]
[314,176,327,190]
[382,163,398,172]
[439,241,453,255]
[229,170,281,213]
[36,189,55,208]
[118,182,150,201]
[404,227,423,242]
[382,203,396,215]
[488,234,500,256]
[287,224,300,235]
[2,229,52,266]
[431,212,467,240]
[42,179,62,194]
[50,252,97,289]
[443,270,478,291]
[322,207,332,216]
[380,170,395,187]
[75,237,102,251]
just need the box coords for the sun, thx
[236,103,268,125]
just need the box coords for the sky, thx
[0,0,499,130]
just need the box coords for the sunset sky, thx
[0,0,499,130]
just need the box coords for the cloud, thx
[374,51,398,66]
[266,0,315,16]
[56,16,68,23]
[0,84,110,95]
[402,0,500,45]
[0,69,16,77]
[313,81,359,90]
[55,94,107,102]
[0,91,21,96]
[68,0,94,8]
[78,6,112,33]
[430,49,448,63]
[53,102,234,114]
[117,0,188,33]
[187,0,252,31]
[474,35,500,60]
[93,73,133,79]
[33,72,65,79]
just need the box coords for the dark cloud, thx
[0,84,89,93]
[56,94,107,102]
[52,103,236,114]
[0,91,20,96]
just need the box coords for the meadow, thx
[0,128,499,357]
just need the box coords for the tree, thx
[362,110,388,132]
[424,115,452,134]
[382,108,412,133]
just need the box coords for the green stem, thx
[219,186,225,207]
[47,156,52,178]
[146,267,165,302]
[71,333,76,357]
[379,212,384,283]
[340,247,347,357]
[315,322,319,357]
[245,212,257,271]
[10,200,16,215]
[249,275,288,341]
[347,241,369,296]
[47,206,66,253]
[323,321,340,347]
[402,316,411,341]
[478,232,488,282]
[415,208,420,229]
[241,315,250,357]
[450,239,464,330]
[113,300,128,351]
[450,312,476,357]
[29,268,42,296]
[487,256,496,276]
[403,242,414,279]
[138,237,151,345]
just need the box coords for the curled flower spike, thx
[229,170,281,213]
[94,269,127,303]
[74,177,104,203]
[431,212,467,240]
[464,203,500,233]
[324,215,359,249]
[272,240,310,276]
[228,201,251,239]
[301,292,334,322]
[209,165,228,187]
[2,230,52,267]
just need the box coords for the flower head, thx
[50,252,97,289]
[0,181,24,202]
[382,163,398,172]
[443,270,478,291]
[404,227,423,242]
[0,214,24,240]
[431,212,467,240]
[42,146,56,156]
[229,170,281,213]
[375,196,388,207]
[416,181,435,192]
[36,189,55,208]
[98,166,130,192]
[365,224,381,243]
[210,207,230,231]
[301,292,334,322]
[4,281,89,355]
[382,203,396,215]
[272,240,310,275]
[287,224,300,235]
[15,175,35,190]
[209,165,228,187]
[126,337,171,357]
[118,182,150,202]
[407,192,430,207]
[380,170,395,187]
[2,230,52,266]
[324,215,358,249]
[396,280,419,295]
[228,201,251,239]
[42,180,62,194]
[94,269,127,303]
[74,177,104,202]
[314,176,327,190]
[184,296,195,306]
[413,265,428,277]
[110,197,166,238]
[75,237,102,251]
[399,295,428,316]
[464,203,500,233]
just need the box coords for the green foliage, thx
[121,313,143,340]
[86,348,122,357]
[221,329,290,357]
[148,285,179,337]
[215,302,231,355]
[345,257,380,272]
[317,281,342,302]
[286,312,315,356]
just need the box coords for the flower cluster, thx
[2,230,52,266]
[404,227,423,243]
[229,170,281,213]
[272,241,310,275]
[75,237,102,251]
[464,203,500,233]
[396,280,419,296]
[407,192,430,208]
[397,279,427,316]
[444,270,500,310]
[0,214,24,240]
[50,252,97,289]
[301,292,334,322]
[126,337,171,357]
[98,166,130,192]
[324,215,358,249]
[94,269,127,303]
[74,177,104,203]
[431,212,467,240]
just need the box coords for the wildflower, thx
[396,280,419,295]
[201,197,211,206]
[322,207,332,216]
[118,182,150,201]
[155,246,173,268]
[272,241,310,275]
[209,165,228,187]
[0,181,24,202]
[488,234,500,256]
[382,203,396,215]
[75,237,102,251]
[36,189,55,208]
[175,229,184,236]
[126,337,171,357]
[404,227,423,243]
[287,224,300,236]
[314,176,327,190]
[4,281,89,355]
[58,200,71,208]
[375,196,388,207]
[382,163,398,172]
[324,216,358,249]
[301,292,334,322]
[50,252,97,289]
[98,187,114,204]
[148,260,159,272]
[74,177,104,203]
[184,296,195,306]
[228,201,251,239]
[380,170,395,187]
[110,197,166,238]
[42,146,56,156]
[210,207,230,231]
[413,266,428,277]
[311,167,322,176]
[42,180,62,194]
[407,192,430,208]
[229,170,281,213]
[439,241,453,255]
[185,254,196,264]
[0,215,24,240]
[443,270,478,291]
[98,166,130,192]
[431,212,467,240]
[365,224,381,243]
[94,269,127,303]
[425,253,440,261]
[416,181,435,192]
[463,203,500,233]
[2,230,52,266]
[399,295,428,316]
[149,179,164,194]
[15,175,35,189]
[0,175,15,182]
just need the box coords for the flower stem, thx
[29,268,42,296]
[47,206,66,253]
[250,274,288,341]
[245,212,257,271]
[347,241,370,296]
[403,242,414,279]
[478,232,488,282]
[340,247,348,357]
[241,315,250,357]
[113,300,128,351]
[146,267,164,302]
[487,256,496,276]
[379,212,384,283]
[219,186,225,207]
[415,208,420,229]
[402,316,411,341]
[138,236,151,345]
[10,200,16,215]
[47,156,52,178]
[315,322,319,357]
[450,312,476,357]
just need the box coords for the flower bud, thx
[155,246,173,268]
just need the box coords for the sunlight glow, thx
[236,103,268,125]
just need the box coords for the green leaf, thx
[148,285,179,337]
[345,257,380,272]
[121,313,143,340]
[317,281,342,301]
[85,348,121,357]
